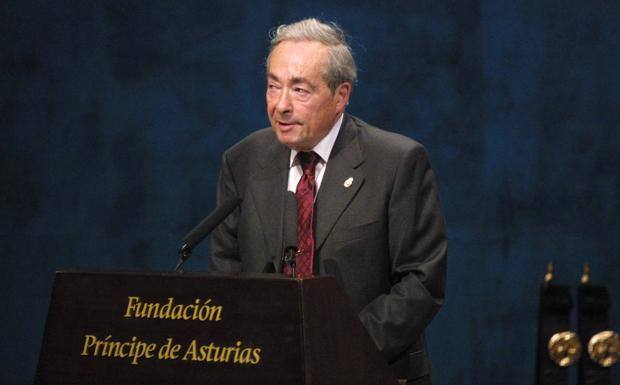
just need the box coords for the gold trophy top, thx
[544,261,553,288]
[548,331,582,367]
[580,262,590,285]
[588,330,619,367]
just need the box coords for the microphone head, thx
[182,196,241,249]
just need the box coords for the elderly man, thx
[209,18,447,385]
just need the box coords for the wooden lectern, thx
[35,271,399,385]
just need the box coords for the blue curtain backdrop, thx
[1,1,618,384]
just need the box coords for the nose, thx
[275,89,293,115]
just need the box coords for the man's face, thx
[266,40,351,151]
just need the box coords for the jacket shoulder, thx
[224,127,276,161]
[348,115,428,161]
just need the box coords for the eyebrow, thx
[267,74,316,89]
[290,76,309,85]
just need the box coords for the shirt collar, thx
[289,113,344,167]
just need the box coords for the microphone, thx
[175,196,242,272]
[281,191,298,275]
[282,246,298,278]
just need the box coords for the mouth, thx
[277,121,298,131]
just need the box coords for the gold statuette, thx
[580,262,590,285]
[548,331,582,367]
[544,261,553,288]
[587,330,619,367]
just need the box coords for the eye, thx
[294,87,309,95]
[267,83,281,96]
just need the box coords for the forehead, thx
[268,40,329,80]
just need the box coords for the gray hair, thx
[267,18,357,93]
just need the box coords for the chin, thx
[275,133,299,149]
[275,130,298,147]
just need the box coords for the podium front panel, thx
[35,271,304,385]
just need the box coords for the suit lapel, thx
[251,139,290,266]
[315,115,365,251]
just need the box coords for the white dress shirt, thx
[287,113,344,195]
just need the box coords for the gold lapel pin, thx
[344,177,354,188]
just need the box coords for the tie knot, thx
[297,151,320,174]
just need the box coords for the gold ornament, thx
[588,330,619,367]
[548,331,582,367]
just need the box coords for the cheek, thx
[295,102,315,121]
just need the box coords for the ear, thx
[334,82,352,112]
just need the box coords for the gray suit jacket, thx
[210,114,447,382]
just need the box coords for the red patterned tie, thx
[290,151,320,278]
